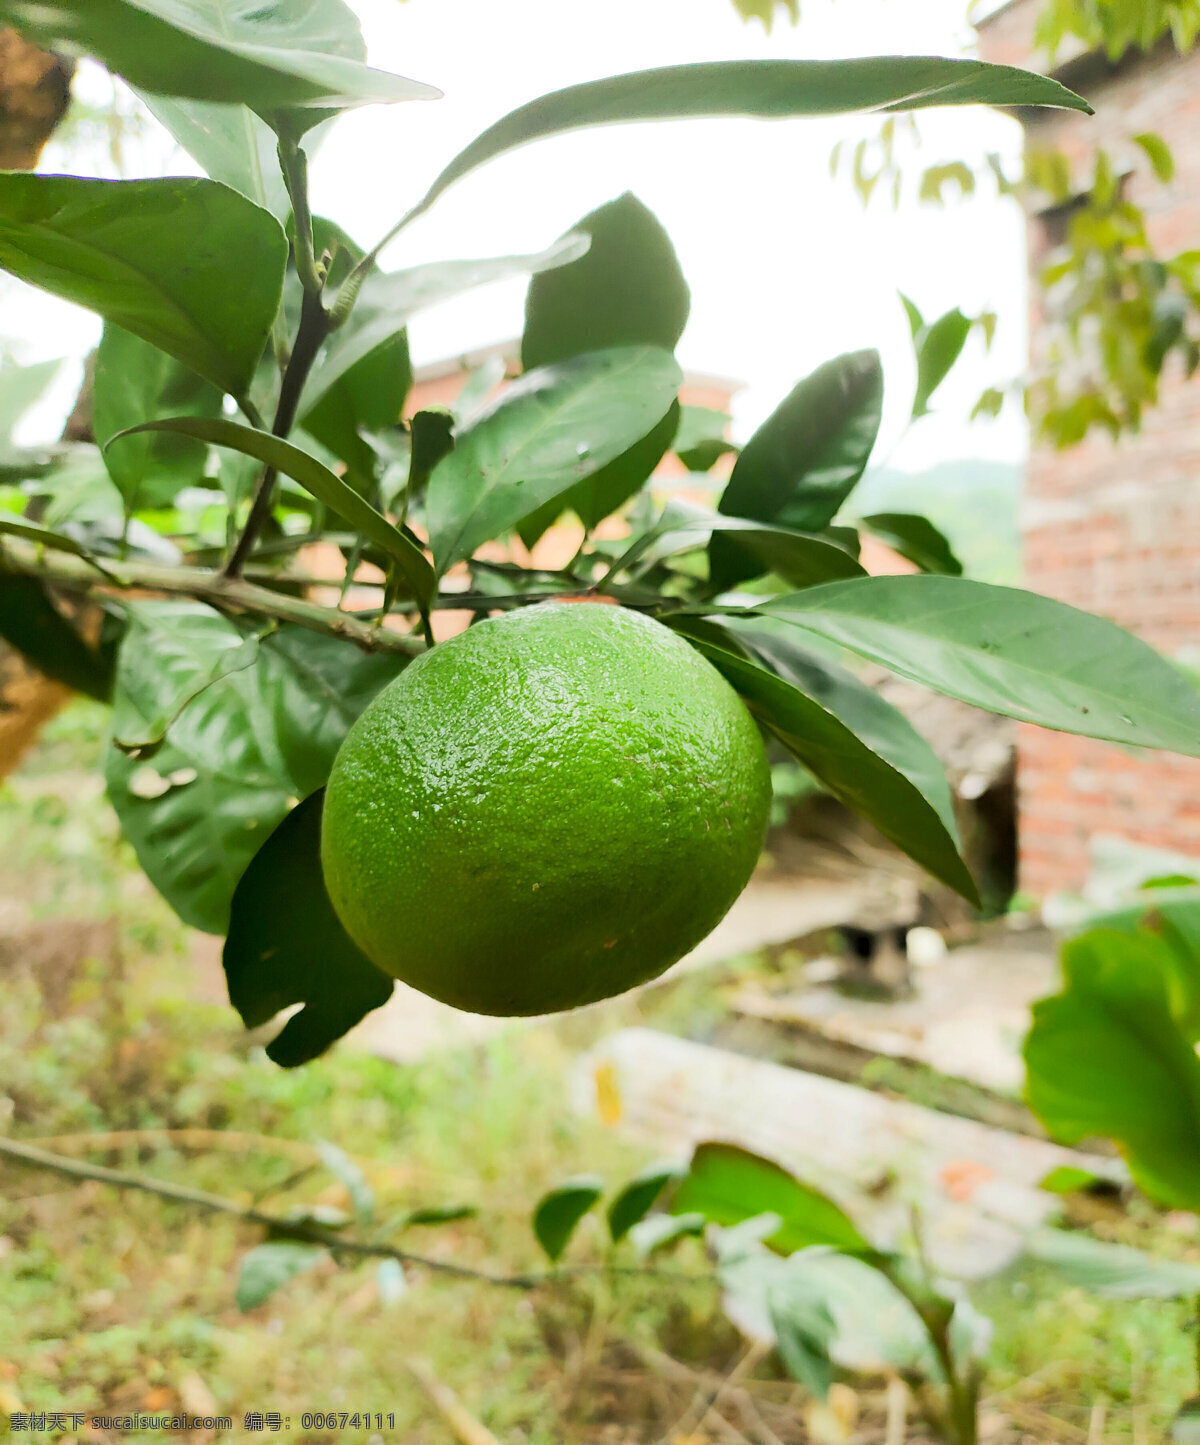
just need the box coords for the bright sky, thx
[13,0,1033,471]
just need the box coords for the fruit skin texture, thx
[320,602,771,1016]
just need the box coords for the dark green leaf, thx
[761,576,1200,757]
[679,632,976,902]
[0,572,113,701]
[137,92,292,218]
[1025,928,1200,1209]
[106,604,404,934]
[428,346,681,571]
[913,308,972,417]
[402,1204,478,1228]
[731,624,961,843]
[607,1162,682,1243]
[235,1242,326,1312]
[308,235,589,415]
[533,1176,605,1262]
[859,512,963,575]
[518,402,680,548]
[0,0,439,114]
[1025,1228,1200,1299]
[224,790,394,1067]
[522,192,690,370]
[0,174,286,398]
[673,405,735,472]
[712,351,882,589]
[628,1211,707,1258]
[672,1143,868,1256]
[121,417,434,605]
[413,58,1091,218]
[94,325,224,510]
[301,329,412,483]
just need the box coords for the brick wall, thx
[981,0,1200,893]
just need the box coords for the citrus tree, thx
[0,0,1197,1068]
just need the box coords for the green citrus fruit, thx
[320,602,770,1016]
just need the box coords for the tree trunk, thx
[0,28,76,780]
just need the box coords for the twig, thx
[0,537,424,658]
[404,1358,499,1445]
[657,1340,765,1445]
[224,288,331,579]
[0,1136,706,1294]
[885,1376,909,1445]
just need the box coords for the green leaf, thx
[913,307,972,417]
[308,235,589,416]
[1026,1228,1200,1299]
[712,351,882,589]
[224,790,394,1067]
[627,1211,706,1259]
[859,512,963,575]
[0,174,286,398]
[1082,887,1200,1044]
[106,604,405,934]
[1025,928,1200,1209]
[0,357,59,465]
[674,404,737,472]
[412,58,1091,219]
[522,192,690,371]
[0,573,113,701]
[607,1162,682,1244]
[533,1175,605,1262]
[679,632,976,902]
[427,346,681,571]
[1038,1165,1107,1195]
[767,1273,837,1399]
[94,325,224,510]
[899,291,924,341]
[316,1138,374,1225]
[1,0,439,115]
[301,329,412,484]
[760,575,1200,757]
[731,624,961,844]
[672,1143,869,1257]
[137,92,292,218]
[1133,131,1175,184]
[235,1242,325,1312]
[517,402,681,548]
[120,417,434,605]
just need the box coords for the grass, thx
[2,701,1200,1442]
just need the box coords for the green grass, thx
[3,701,1200,1442]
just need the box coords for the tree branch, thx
[0,537,424,658]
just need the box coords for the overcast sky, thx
[13,0,1032,471]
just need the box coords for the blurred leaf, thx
[316,1139,374,1225]
[0,175,287,399]
[712,351,882,589]
[767,1273,836,1399]
[1026,1228,1200,1299]
[1025,928,1200,1209]
[680,632,976,902]
[122,417,434,605]
[761,575,1200,756]
[533,1176,605,1262]
[522,192,689,371]
[1081,887,1200,1043]
[860,512,963,575]
[731,0,799,29]
[94,326,224,510]
[1039,1165,1107,1195]
[0,0,438,115]
[674,404,737,471]
[301,329,412,484]
[899,291,924,341]
[1134,131,1175,183]
[403,1204,478,1228]
[428,346,681,571]
[307,235,589,416]
[0,573,113,701]
[414,58,1090,219]
[607,1161,682,1243]
[224,789,394,1066]
[672,1143,868,1257]
[912,307,972,417]
[628,1211,706,1259]
[235,1242,326,1312]
[1174,1399,1200,1443]
[376,1258,408,1305]
[0,358,59,464]
[137,92,293,218]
